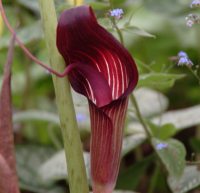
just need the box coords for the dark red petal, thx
[57,6,138,107]
[66,62,112,107]
[0,36,19,193]
[89,98,128,193]
[0,154,20,193]
[0,36,18,177]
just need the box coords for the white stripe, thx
[109,53,119,99]
[85,78,96,104]
[116,57,125,94]
[92,47,111,87]
[92,105,97,163]
[75,51,101,72]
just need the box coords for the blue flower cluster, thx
[185,14,200,27]
[109,8,124,19]
[186,1,200,27]
[190,0,200,8]
[178,51,188,58]
[177,51,193,67]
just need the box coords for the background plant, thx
[0,0,200,193]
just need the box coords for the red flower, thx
[57,6,138,193]
[0,36,19,193]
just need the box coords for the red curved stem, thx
[0,0,68,77]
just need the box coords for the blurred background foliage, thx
[0,0,200,193]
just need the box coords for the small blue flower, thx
[156,143,168,150]
[190,0,200,8]
[177,58,193,67]
[178,58,193,67]
[177,51,194,67]
[178,57,189,66]
[178,51,188,58]
[109,8,124,19]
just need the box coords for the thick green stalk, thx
[130,94,152,140]
[38,1,89,193]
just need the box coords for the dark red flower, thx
[57,6,138,193]
[0,36,19,193]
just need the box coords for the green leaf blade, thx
[152,138,186,179]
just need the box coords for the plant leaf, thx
[122,134,146,157]
[38,150,91,185]
[16,145,59,192]
[168,166,200,193]
[138,73,185,90]
[148,122,177,140]
[130,88,169,118]
[122,25,156,38]
[0,22,43,49]
[116,156,153,190]
[152,138,186,179]
[128,105,200,134]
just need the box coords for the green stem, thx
[130,94,152,140]
[111,10,152,142]
[112,15,151,139]
[108,0,124,44]
[130,95,165,168]
[113,19,124,45]
[186,65,200,85]
[38,1,89,193]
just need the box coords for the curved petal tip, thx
[56,6,138,107]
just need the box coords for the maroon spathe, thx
[57,6,138,193]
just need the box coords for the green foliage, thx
[121,25,156,38]
[37,151,90,185]
[116,156,153,190]
[89,1,109,10]
[15,145,65,193]
[0,22,43,49]
[190,138,200,153]
[17,0,39,13]
[152,138,186,179]
[148,122,177,140]
[168,166,200,193]
[138,73,185,90]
